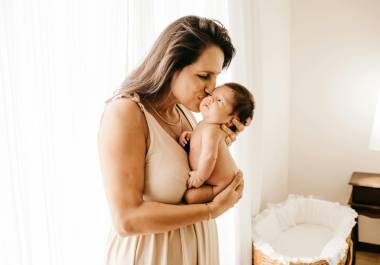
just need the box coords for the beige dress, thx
[103,93,219,265]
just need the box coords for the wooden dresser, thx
[348,171,380,265]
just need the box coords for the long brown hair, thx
[106,15,235,103]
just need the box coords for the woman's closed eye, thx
[197,74,210,80]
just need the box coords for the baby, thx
[179,82,255,204]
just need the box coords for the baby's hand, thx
[179,131,192,147]
[187,171,205,188]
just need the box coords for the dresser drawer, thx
[350,172,380,206]
[352,186,380,205]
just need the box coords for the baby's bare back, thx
[189,123,238,191]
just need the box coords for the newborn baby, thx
[179,82,254,204]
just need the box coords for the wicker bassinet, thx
[253,237,352,265]
[252,195,357,265]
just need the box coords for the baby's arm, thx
[187,125,223,188]
[184,185,215,204]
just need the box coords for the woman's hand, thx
[209,170,244,218]
[221,118,251,146]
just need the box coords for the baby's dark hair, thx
[224,82,255,132]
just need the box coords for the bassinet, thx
[252,195,357,265]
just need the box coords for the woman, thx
[98,15,245,265]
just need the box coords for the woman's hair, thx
[106,15,235,103]
[224,82,255,131]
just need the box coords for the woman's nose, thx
[205,78,216,95]
[205,87,213,96]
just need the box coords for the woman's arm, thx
[98,99,243,236]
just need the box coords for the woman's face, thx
[170,45,224,112]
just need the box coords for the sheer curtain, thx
[0,1,256,264]
[227,0,261,264]
[0,1,128,264]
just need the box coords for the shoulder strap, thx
[177,104,197,130]
[106,90,146,112]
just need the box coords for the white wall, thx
[290,0,380,244]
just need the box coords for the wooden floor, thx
[356,251,380,265]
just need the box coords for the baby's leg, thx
[183,185,214,204]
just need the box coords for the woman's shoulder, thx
[101,96,148,132]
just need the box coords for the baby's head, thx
[200,82,255,130]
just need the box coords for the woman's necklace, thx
[147,101,183,137]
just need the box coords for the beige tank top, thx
[112,92,197,204]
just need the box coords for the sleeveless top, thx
[103,92,219,265]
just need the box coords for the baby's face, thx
[200,85,236,124]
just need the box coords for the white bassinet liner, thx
[252,195,357,265]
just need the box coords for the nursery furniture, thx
[252,195,357,265]
[348,171,380,265]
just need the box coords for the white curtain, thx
[0,0,128,264]
[227,0,262,264]
[0,1,257,264]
